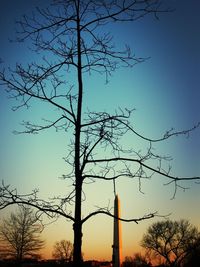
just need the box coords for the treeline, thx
[0,259,111,267]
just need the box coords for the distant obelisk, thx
[112,194,122,267]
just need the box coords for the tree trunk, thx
[73,181,83,266]
[73,2,83,265]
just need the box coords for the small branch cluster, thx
[0,181,74,222]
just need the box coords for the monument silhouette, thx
[112,194,122,267]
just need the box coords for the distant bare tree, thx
[52,239,73,262]
[141,219,200,267]
[0,1,199,266]
[0,206,44,264]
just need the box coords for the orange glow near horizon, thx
[41,242,144,262]
[39,195,143,263]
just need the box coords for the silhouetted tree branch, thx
[0,181,74,222]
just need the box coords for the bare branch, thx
[86,157,200,182]
[82,209,157,224]
[0,182,75,222]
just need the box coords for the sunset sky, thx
[0,0,200,262]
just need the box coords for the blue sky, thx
[0,0,200,260]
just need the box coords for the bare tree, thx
[141,219,200,267]
[0,206,44,264]
[0,0,199,266]
[52,239,73,262]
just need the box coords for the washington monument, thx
[112,194,122,267]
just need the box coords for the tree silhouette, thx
[0,206,44,265]
[52,240,73,262]
[0,0,200,265]
[183,237,200,267]
[141,219,200,267]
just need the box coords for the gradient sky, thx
[0,0,200,261]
